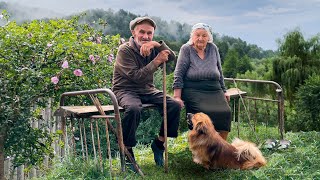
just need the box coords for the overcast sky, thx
[2,0,320,50]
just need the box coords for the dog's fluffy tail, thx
[231,138,267,169]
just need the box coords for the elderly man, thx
[112,16,181,167]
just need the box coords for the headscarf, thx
[188,23,213,44]
[192,23,213,34]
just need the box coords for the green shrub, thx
[0,12,120,169]
[286,74,320,131]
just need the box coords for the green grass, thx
[35,125,320,180]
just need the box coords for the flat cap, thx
[129,16,156,30]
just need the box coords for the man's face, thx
[131,22,154,47]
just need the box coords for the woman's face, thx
[192,29,209,50]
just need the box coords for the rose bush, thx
[0,12,120,176]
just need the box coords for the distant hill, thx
[71,9,275,59]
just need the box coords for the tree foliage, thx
[222,48,253,78]
[272,29,320,103]
[286,74,320,131]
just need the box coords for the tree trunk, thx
[0,133,5,180]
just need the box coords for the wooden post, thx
[0,134,5,180]
[163,62,168,173]
[17,165,24,180]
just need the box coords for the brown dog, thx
[188,112,266,170]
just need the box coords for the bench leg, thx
[90,118,97,160]
[95,120,103,172]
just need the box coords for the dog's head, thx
[191,112,215,134]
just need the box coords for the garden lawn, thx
[38,126,320,180]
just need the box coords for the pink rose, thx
[95,55,100,61]
[89,55,95,64]
[51,76,59,84]
[73,69,83,76]
[61,60,69,69]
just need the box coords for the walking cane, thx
[163,61,168,173]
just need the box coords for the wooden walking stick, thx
[163,61,168,173]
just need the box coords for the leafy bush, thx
[286,74,320,131]
[0,12,120,169]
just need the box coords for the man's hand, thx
[140,41,160,57]
[154,50,170,66]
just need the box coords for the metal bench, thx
[54,88,155,176]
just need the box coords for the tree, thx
[237,55,253,74]
[286,74,320,131]
[272,29,320,103]
[223,48,239,78]
[0,12,119,179]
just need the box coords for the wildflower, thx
[47,43,53,47]
[96,37,102,44]
[108,54,114,63]
[73,69,83,76]
[0,14,3,19]
[88,37,93,41]
[95,55,100,61]
[51,76,59,84]
[89,55,95,64]
[61,60,69,69]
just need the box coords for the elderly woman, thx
[173,23,231,140]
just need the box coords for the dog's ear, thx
[195,121,207,134]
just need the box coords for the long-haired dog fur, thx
[188,112,266,170]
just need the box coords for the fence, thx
[3,99,62,180]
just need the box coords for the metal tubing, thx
[224,78,285,140]
[59,88,125,171]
